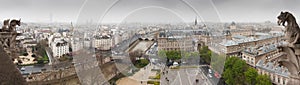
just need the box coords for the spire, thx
[70,22,74,34]
[195,17,198,25]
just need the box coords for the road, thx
[200,65,221,85]
[160,68,212,85]
[19,64,52,75]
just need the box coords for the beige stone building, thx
[240,42,290,85]
[230,29,255,36]
[256,60,290,85]
[241,43,282,67]
[93,35,112,50]
[192,29,211,46]
[218,34,284,56]
[157,30,196,52]
[51,39,69,58]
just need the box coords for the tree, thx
[245,68,258,85]
[35,39,47,58]
[135,59,149,68]
[165,50,181,60]
[224,56,239,69]
[199,46,211,64]
[158,50,181,60]
[223,56,248,85]
[37,59,44,64]
[129,49,143,64]
[255,74,272,85]
[223,56,272,85]
[223,68,234,85]
[232,59,248,84]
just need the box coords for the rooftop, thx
[220,32,283,46]
[243,42,285,56]
[256,59,290,77]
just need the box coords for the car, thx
[20,67,25,71]
[214,72,221,78]
[208,74,212,78]
[208,69,212,74]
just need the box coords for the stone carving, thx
[9,19,21,32]
[0,19,26,84]
[1,19,10,32]
[277,11,300,85]
[0,19,20,49]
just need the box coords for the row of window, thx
[259,70,287,85]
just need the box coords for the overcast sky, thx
[0,0,299,23]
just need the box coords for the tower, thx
[50,13,53,23]
[229,21,236,29]
[194,17,197,26]
[223,30,232,40]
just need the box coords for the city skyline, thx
[0,0,299,23]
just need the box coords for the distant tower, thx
[50,13,53,23]
[223,30,232,40]
[229,21,236,29]
[194,17,198,25]
[70,22,74,34]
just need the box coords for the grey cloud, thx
[0,0,300,23]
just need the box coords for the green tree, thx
[255,74,272,85]
[199,46,211,64]
[223,56,272,85]
[190,52,200,57]
[36,39,47,57]
[165,50,181,60]
[232,59,248,84]
[158,50,181,60]
[245,68,258,85]
[223,68,234,85]
[135,59,149,68]
[224,56,239,69]
[223,56,248,85]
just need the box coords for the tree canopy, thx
[199,46,212,64]
[223,56,272,85]
[255,74,272,85]
[223,57,248,85]
[158,50,181,60]
[245,68,258,85]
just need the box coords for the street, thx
[160,67,212,85]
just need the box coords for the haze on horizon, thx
[0,0,299,24]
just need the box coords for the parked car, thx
[20,67,25,71]
[208,69,212,74]
[208,74,212,78]
[215,72,221,78]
